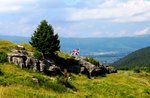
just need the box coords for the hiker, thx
[71,49,80,56]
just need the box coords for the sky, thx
[0,0,150,38]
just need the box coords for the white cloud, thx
[55,27,75,37]
[68,0,150,23]
[0,0,36,12]
[134,28,150,36]
[0,0,150,38]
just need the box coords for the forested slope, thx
[112,46,150,69]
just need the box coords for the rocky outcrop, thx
[7,53,62,75]
[74,56,117,78]
[26,57,41,72]
[74,56,112,79]
[7,48,116,79]
[77,57,96,78]
[8,53,27,69]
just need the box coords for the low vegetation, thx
[19,43,33,52]
[0,40,14,52]
[0,63,150,98]
[84,57,100,67]
[0,38,150,97]
[33,50,44,60]
[0,52,7,63]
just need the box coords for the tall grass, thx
[0,63,150,98]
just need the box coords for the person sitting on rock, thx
[71,49,79,56]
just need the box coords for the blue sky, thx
[0,0,150,38]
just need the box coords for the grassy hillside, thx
[0,39,150,97]
[0,63,150,98]
[112,46,150,69]
[0,40,33,53]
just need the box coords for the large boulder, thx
[66,65,81,74]
[39,60,46,72]
[18,57,25,69]
[8,53,27,69]
[26,57,35,69]
[42,59,63,76]
[7,52,63,75]
[33,59,40,72]
[26,57,41,72]
[75,56,96,79]
[45,65,62,76]
[91,67,108,76]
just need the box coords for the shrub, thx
[118,66,129,70]
[0,69,3,75]
[33,51,44,60]
[133,67,140,73]
[0,51,7,63]
[145,68,150,73]
[0,46,10,52]
[142,67,150,73]
[84,57,99,66]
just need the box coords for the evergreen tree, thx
[30,20,60,58]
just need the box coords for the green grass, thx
[84,57,100,66]
[0,40,15,53]
[0,40,34,53]
[19,43,33,52]
[0,39,150,98]
[56,51,73,59]
[0,63,150,98]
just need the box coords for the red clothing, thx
[71,49,79,55]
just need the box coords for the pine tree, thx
[30,20,60,58]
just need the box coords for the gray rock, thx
[25,57,35,69]
[18,57,25,69]
[74,56,96,79]
[7,53,27,69]
[39,60,46,72]
[31,77,39,84]
[26,57,41,72]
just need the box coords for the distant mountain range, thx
[112,46,150,68]
[0,35,150,63]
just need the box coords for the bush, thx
[33,51,44,60]
[118,66,129,70]
[141,67,150,73]
[0,69,3,75]
[84,57,99,66]
[0,51,7,63]
[145,68,150,73]
[133,68,140,73]
[0,46,10,52]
